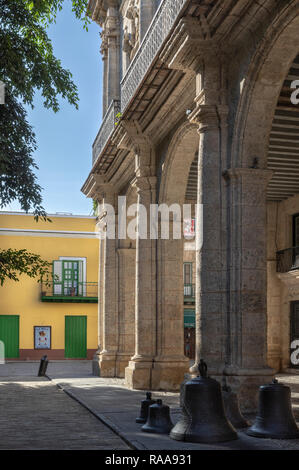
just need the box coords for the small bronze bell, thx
[222,379,249,429]
[136,392,156,424]
[142,399,173,434]
[170,359,238,443]
[247,379,299,439]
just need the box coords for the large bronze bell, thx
[247,378,299,439]
[142,399,173,434]
[136,392,156,424]
[222,380,249,429]
[170,359,238,443]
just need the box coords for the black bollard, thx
[38,355,49,377]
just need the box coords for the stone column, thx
[154,218,189,390]
[102,44,108,116]
[187,104,228,376]
[96,187,119,377]
[116,247,136,377]
[125,176,157,389]
[224,169,274,410]
[106,3,120,104]
[92,229,104,375]
[139,0,156,41]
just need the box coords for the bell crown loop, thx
[198,359,208,378]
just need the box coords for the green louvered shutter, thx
[65,316,87,358]
[0,315,19,358]
[184,308,195,328]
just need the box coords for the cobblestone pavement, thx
[0,373,129,449]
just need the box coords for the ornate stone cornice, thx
[88,0,107,26]
[88,0,120,25]
[81,173,117,201]
[224,168,274,186]
[160,15,216,73]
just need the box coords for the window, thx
[53,259,84,296]
[183,262,192,285]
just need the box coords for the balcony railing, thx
[184,283,195,301]
[277,247,299,273]
[41,282,98,303]
[120,0,188,113]
[92,99,121,165]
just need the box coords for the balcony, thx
[41,282,98,303]
[92,99,121,165]
[184,283,195,303]
[277,247,299,273]
[120,0,189,113]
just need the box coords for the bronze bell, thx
[142,399,173,434]
[222,379,249,429]
[170,359,238,443]
[136,392,156,424]
[247,378,299,439]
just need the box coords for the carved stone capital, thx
[188,104,220,132]
[136,176,157,193]
[120,120,155,178]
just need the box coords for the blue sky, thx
[6,3,102,215]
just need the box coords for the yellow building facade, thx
[0,212,99,360]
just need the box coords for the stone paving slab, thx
[0,360,92,377]
[0,376,129,450]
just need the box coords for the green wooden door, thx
[0,315,19,358]
[65,316,87,358]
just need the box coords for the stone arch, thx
[232,2,299,169]
[159,121,198,206]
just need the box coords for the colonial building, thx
[0,212,99,360]
[82,0,299,410]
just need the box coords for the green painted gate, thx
[0,315,19,358]
[65,316,87,358]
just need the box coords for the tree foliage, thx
[0,248,51,285]
[0,0,89,283]
[0,0,89,217]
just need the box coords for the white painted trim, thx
[0,228,99,239]
[0,211,96,219]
